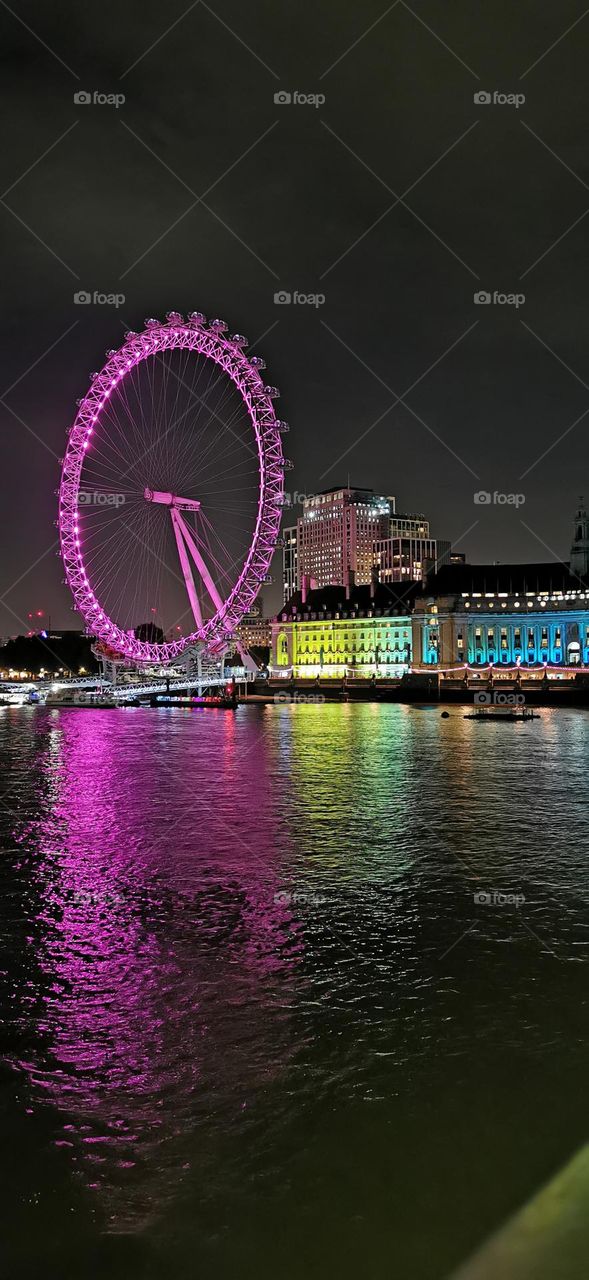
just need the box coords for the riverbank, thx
[253,672,589,707]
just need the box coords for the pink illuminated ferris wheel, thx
[59,312,287,664]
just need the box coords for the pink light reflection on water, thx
[14,708,304,1231]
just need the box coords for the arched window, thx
[277,632,289,666]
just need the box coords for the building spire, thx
[570,495,589,577]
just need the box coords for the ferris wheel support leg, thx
[236,640,259,675]
[174,510,225,614]
[170,508,203,630]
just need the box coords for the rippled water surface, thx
[1,703,588,1279]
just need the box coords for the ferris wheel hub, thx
[143,488,201,511]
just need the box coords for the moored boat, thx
[464,706,539,722]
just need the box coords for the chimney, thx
[370,564,379,599]
[301,574,309,604]
[345,568,355,601]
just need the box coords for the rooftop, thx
[277,582,420,620]
[422,561,586,596]
[309,486,374,496]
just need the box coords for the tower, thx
[569,497,589,577]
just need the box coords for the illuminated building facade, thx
[389,513,430,538]
[412,563,589,670]
[235,611,271,649]
[375,534,442,583]
[297,488,393,588]
[282,524,298,603]
[271,583,416,678]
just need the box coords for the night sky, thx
[1,1,588,633]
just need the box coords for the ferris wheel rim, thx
[58,315,285,664]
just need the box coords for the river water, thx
[1,703,588,1279]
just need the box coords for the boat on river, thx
[464,706,539,722]
[45,689,118,709]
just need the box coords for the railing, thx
[1,669,255,702]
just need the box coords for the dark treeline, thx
[0,632,98,676]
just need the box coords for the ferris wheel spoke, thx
[158,349,259,465]
[192,429,258,489]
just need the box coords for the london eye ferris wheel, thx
[58,312,288,665]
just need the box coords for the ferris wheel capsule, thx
[209,318,228,332]
[188,312,206,326]
[144,318,160,328]
[231,334,249,348]
[166,311,183,324]
[250,356,266,370]
[264,385,280,399]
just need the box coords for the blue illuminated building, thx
[412,562,589,671]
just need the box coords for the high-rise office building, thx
[297,487,393,589]
[282,525,298,602]
[374,534,439,583]
[389,513,430,539]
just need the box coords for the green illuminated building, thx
[271,583,417,678]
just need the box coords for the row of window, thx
[282,612,410,621]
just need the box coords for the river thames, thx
[1,703,588,1279]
